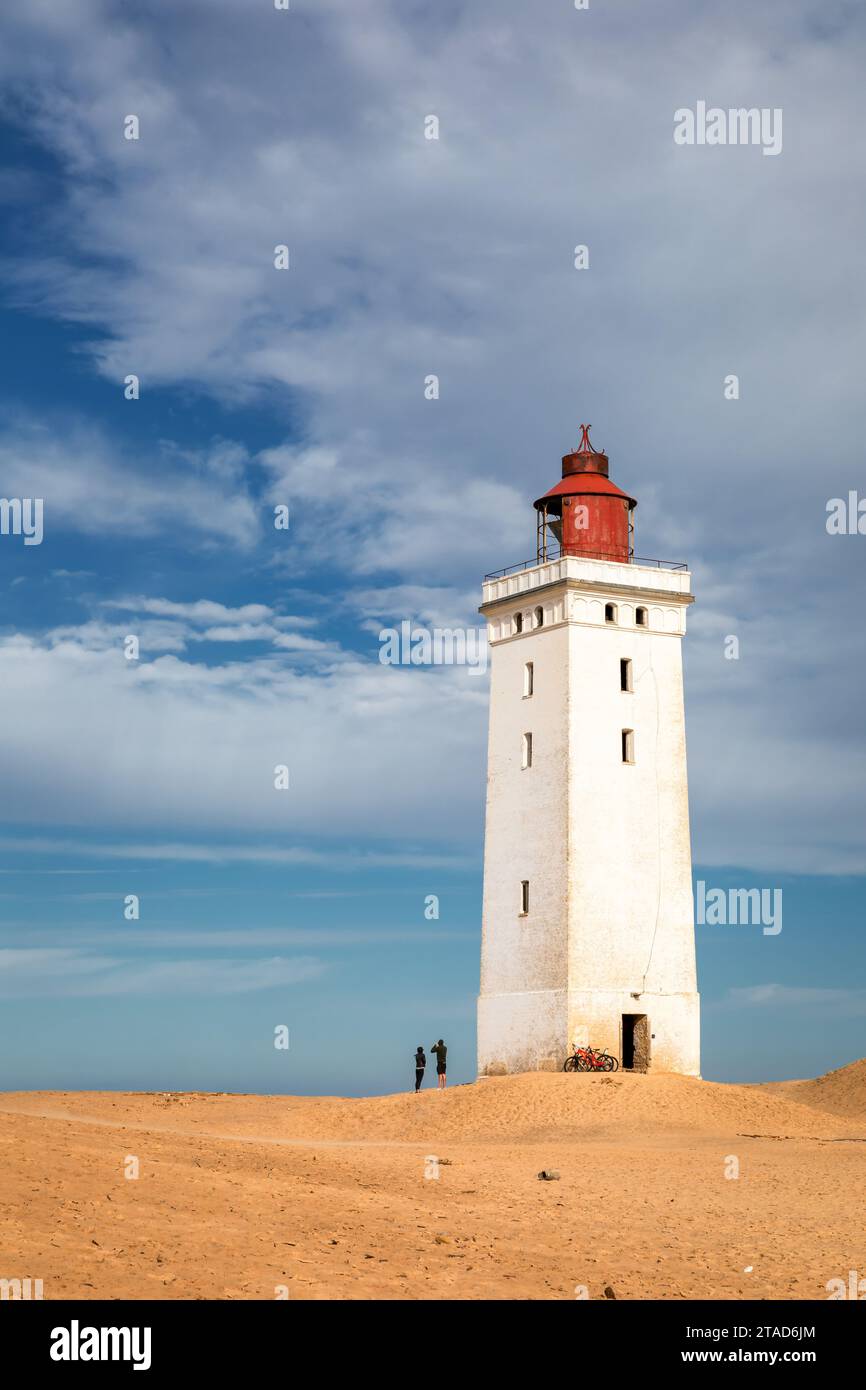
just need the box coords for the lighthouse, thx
[477,426,700,1077]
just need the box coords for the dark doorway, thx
[622,1014,650,1072]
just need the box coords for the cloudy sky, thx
[0,0,864,1092]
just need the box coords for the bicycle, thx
[563,1045,619,1073]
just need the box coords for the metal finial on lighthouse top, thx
[577,423,598,454]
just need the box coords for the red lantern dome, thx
[533,425,635,563]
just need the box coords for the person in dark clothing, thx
[431,1038,447,1089]
[414,1046,426,1093]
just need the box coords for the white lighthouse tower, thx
[477,426,700,1077]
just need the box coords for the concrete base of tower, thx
[477,987,568,1077]
[477,987,700,1077]
[568,989,701,1077]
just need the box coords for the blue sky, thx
[1,0,865,1094]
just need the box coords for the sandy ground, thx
[2,1063,865,1300]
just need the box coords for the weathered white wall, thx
[477,599,570,1076]
[477,558,700,1077]
[478,988,567,1075]
[568,991,700,1076]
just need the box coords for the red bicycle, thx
[563,1045,619,1073]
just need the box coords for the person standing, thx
[431,1038,447,1089]
[414,1046,426,1093]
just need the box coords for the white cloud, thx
[0,577,862,872]
[351,584,482,631]
[0,946,325,997]
[104,598,275,624]
[0,627,487,846]
[0,1,864,874]
[4,928,473,950]
[727,985,866,1017]
[0,835,474,870]
[0,415,261,548]
[2,0,861,532]
[38,602,329,659]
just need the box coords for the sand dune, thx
[1,1063,865,1300]
[764,1058,866,1121]
[4,1068,861,1144]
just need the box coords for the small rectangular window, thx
[520,880,530,915]
[622,728,634,764]
[524,661,534,698]
[522,732,533,769]
[620,658,632,692]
